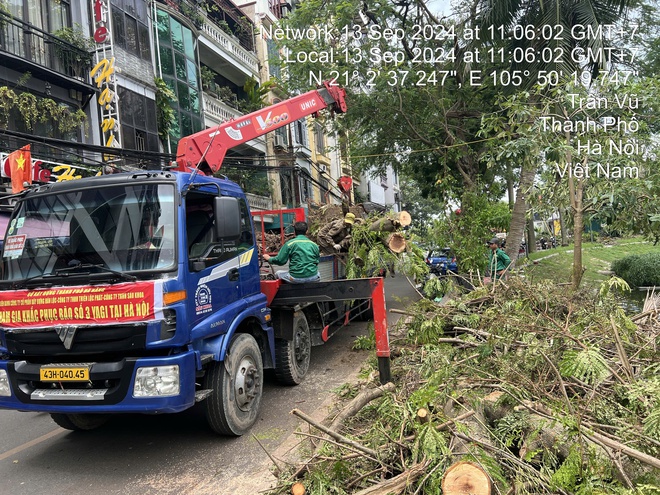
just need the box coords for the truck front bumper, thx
[0,352,197,414]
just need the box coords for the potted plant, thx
[216,86,238,108]
[215,19,234,37]
[52,25,95,79]
[200,66,215,92]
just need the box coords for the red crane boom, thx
[173,81,347,175]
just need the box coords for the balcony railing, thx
[0,12,93,81]
[202,91,243,126]
[199,12,259,77]
[245,192,273,211]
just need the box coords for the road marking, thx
[0,428,65,462]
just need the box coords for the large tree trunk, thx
[505,164,536,261]
[571,177,585,290]
[559,208,568,246]
[526,210,536,254]
[507,162,515,209]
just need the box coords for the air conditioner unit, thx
[273,135,287,149]
[318,164,327,174]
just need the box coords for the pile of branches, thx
[268,278,659,495]
[256,231,293,255]
[306,203,427,280]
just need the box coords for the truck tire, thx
[274,312,311,385]
[204,333,263,436]
[351,299,374,322]
[50,413,109,431]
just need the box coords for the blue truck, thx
[0,83,391,435]
[426,248,458,276]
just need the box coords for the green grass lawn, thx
[518,237,660,288]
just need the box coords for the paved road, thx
[0,275,419,495]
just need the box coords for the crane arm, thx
[173,82,347,174]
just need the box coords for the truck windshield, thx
[1,183,176,283]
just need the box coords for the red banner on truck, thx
[0,282,157,328]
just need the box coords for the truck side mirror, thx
[213,196,241,240]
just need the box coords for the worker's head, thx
[294,221,308,236]
[344,213,356,226]
[488,237,500,249]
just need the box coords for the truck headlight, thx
[0,369,11,396]
[133,365,180,398]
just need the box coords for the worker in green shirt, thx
[488,237,511,280]
[264,221,320,283]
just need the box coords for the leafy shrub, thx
[611,252,660,287]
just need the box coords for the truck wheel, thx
[351,299,374,321]
[204,333,263,436]
[274,312,311,385]
[50,413,109,431]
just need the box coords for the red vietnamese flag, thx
[7,144,32,193]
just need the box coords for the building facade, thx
[0,0,362,212]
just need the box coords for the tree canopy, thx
[274,0,658,276]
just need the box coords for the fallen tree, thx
[267,278,660,494]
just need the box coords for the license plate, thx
[40,366,90,382]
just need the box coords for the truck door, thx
[185,193,256,326]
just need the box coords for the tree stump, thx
[291,482,306,495]
[416,407,430,424]
[441,461,491,495]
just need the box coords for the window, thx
[110,0,151,61]
[185,194,249,267]
[4,1,71,68]
[300,175,312,203]
[267,39,281,79]
[110,0,148,23]
[279,170,293,207]
[117,87,159,152]
[238,199,253,250]
[9,1,71,30]
[314,122,325,155]
[155,8,203,153]
[294,119,307,147]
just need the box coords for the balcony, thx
[0,13,95,96]
[268,0,292,19]
[245,192,273,211]
[198,11,259,80]
[202,91,242,126]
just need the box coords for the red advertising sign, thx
[0,282,156,328]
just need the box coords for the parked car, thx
[426,248,458,275]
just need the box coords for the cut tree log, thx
[441,461,492,495]
[369,211,411,232]
[585,431,660,470]
[352,461,430,495]
[329,383,396,432]
[385,232,406,253]
[397,210,411,227]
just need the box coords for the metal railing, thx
[0,12,92,80]
[245,192,273,211]
[199,13,259,77]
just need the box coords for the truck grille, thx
[4,324,147,357]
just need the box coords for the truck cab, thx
[0,82,391,436]
[0,171,273,434]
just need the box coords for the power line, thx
[0,129,349,201]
